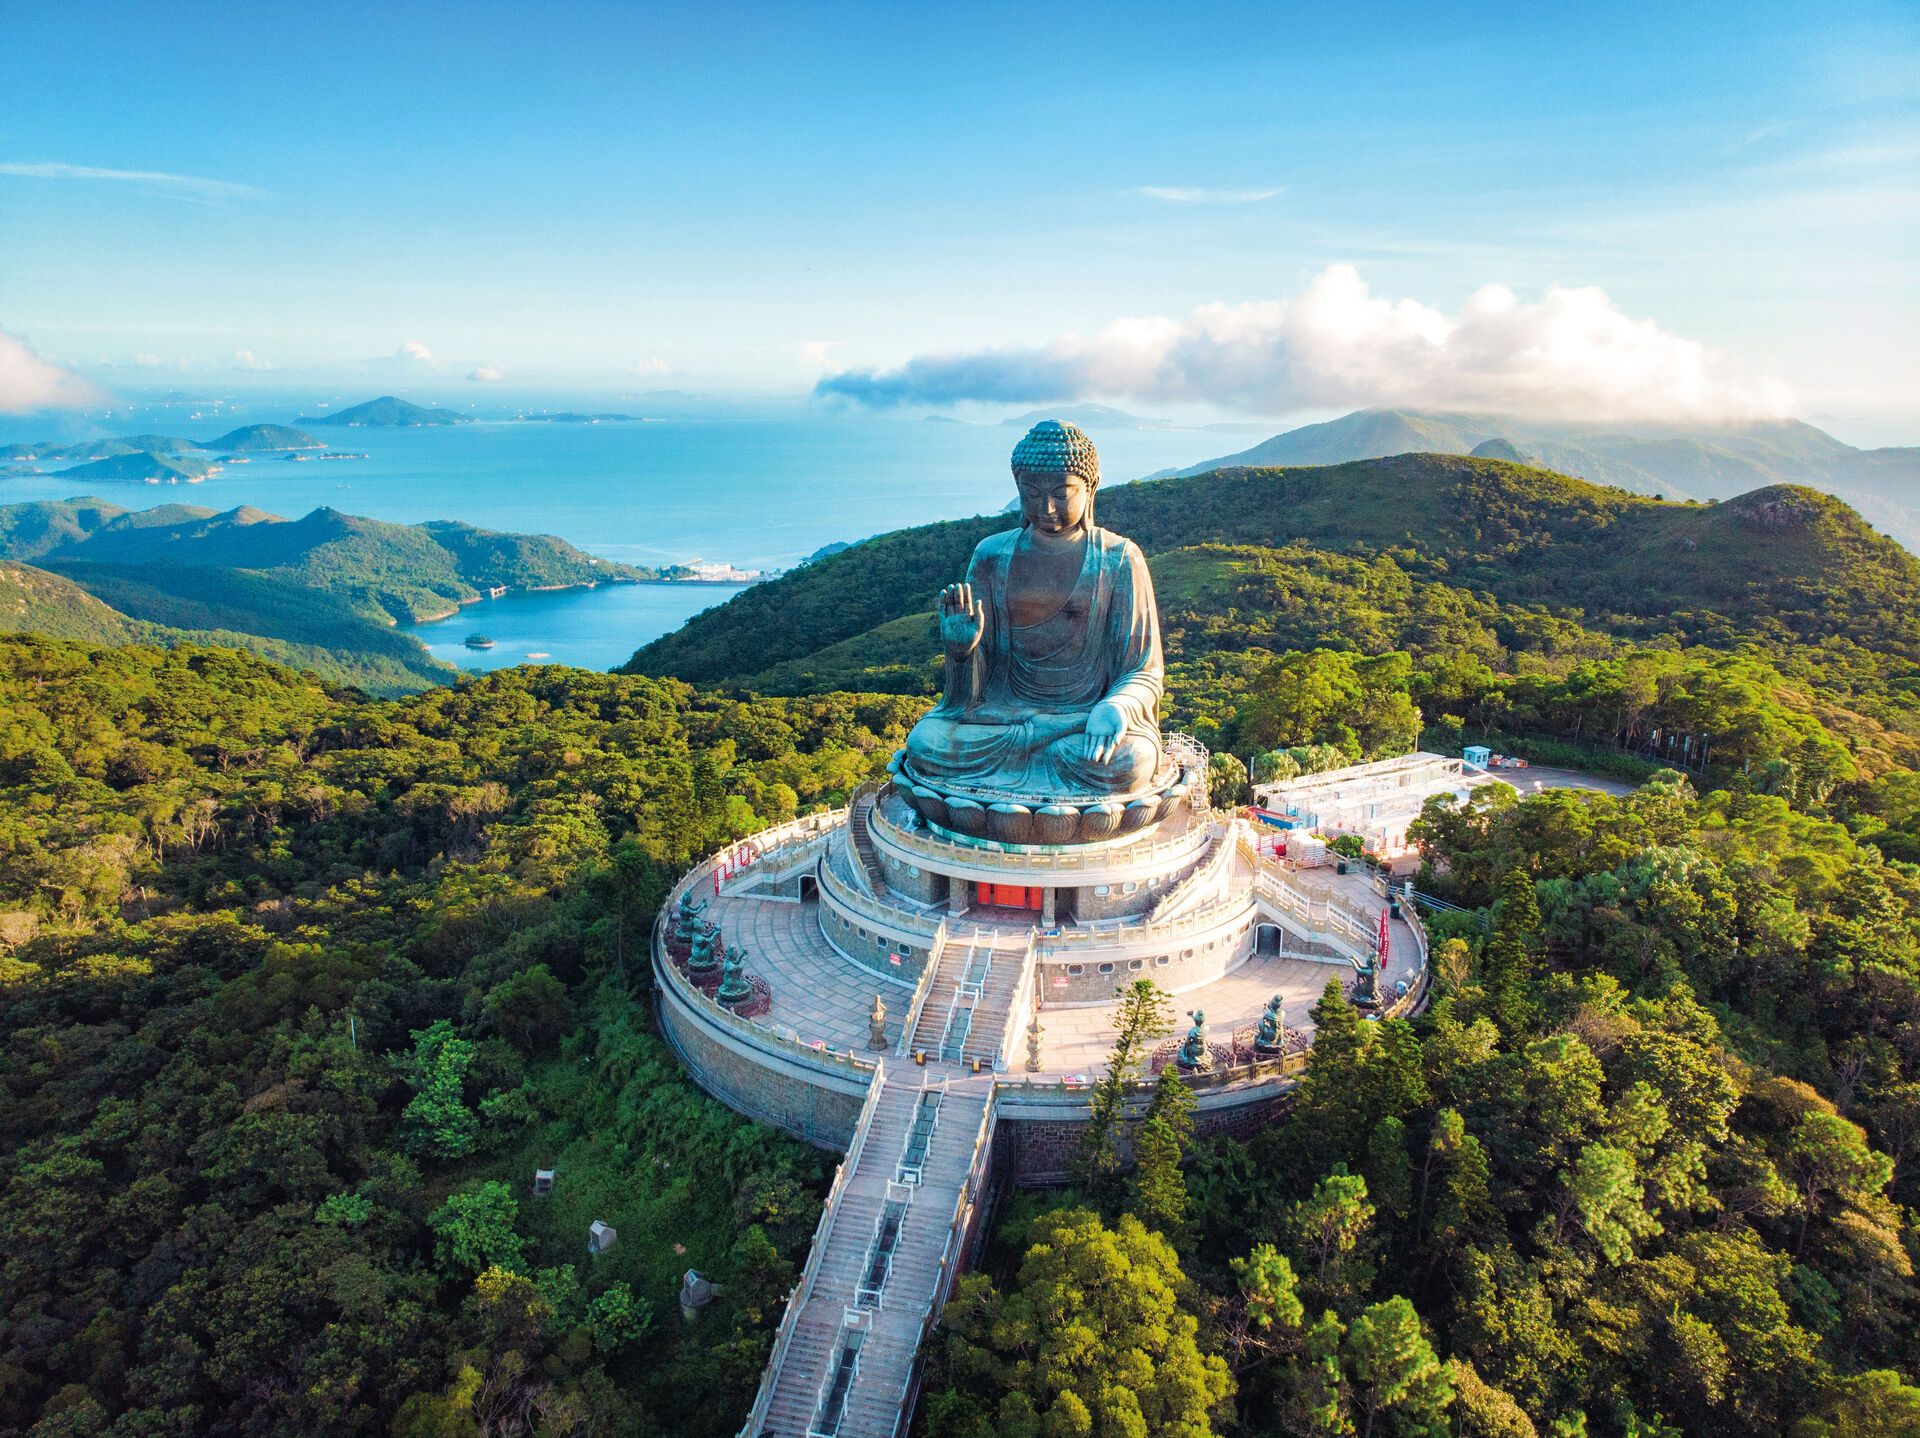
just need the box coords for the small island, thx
[463,633,497,649]
[295,396,471,427]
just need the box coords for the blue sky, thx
[1,1,1915,435]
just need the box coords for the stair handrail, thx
[736,1060,888,1438]
[1143,818,1239,925]
[896,919,949,1056]
[992,928,1041,1075]
[890,1094,998,1438]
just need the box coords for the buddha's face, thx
[1016,471,1092,537]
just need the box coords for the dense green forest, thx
[922,764,1920,1436]
[0,636,918,1436]
[5,451,1920,1435]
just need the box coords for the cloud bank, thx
[0,327,102,412]
[0,161,264,200]
[468,363,504,382]
[816,264,1793,423]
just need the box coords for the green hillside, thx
[0,497,128,561]
[296,394,470,426]
[42,561,455,692]
[628,455,1920,694]
[57,451,219,483]
[0,499,653,625]
[0,562,141,644]
[202,422,323,451]
[0,497,658,693]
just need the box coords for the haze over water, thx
[0,403,1225,666]
[0,406,1223,571]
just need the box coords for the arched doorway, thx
[1255,923,1282,956]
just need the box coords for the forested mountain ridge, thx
[629,457,1920,683]
[1142,406,1920,547]
[625,458,1920,755]
[0,497,651,625]
[0,496,672,694]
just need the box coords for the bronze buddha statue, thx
[897,421,1179,841]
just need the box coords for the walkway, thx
[746,1056,997,1437]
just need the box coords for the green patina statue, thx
[716,944,752,1007]
[1255,992,1285,1054]
[1176,1008,1212,1071]
[688,919,721,974]
[901,421,1166,806]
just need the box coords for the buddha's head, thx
[1011,420,1099,537]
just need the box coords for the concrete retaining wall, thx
[656,986,872,1150]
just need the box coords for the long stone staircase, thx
[748,1066,995,1438]
[907,925,1032,1068]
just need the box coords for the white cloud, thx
[468,363,504,382]
[1134,186,1284,204]
[0,161,264,199]
[360,340,444,374]
[817,263,1794,424]
[0,327,104,412]
[631,355,671,377]
[232,348,273,371]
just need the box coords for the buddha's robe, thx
[905,526,1164,799]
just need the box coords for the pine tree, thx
[1077,979,1175,1193]
[1131,1115,1188,1235]
[1481,868,1543,1034]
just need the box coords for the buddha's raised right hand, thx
[938,581,985,656]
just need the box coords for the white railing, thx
[993,930,1041,1075]
[895,920,950,1057]
[817,843,945,937]
[895,1079,947,1186]
[654,894,880,1082]
[889,1094,997,1438]
[1142,820,1239,924]
[710,807,848,893]
[941,934,995,1058]
[736,1058,889,1438]
[1039,887,1253,951]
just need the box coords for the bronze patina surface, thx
[897,421,1190,842]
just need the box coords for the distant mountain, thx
[8,501,652,625]
[58,452,220,484]
[0,498,129,561]
[296,396,471,427]
[4,425,323,472]
[513,412,637,424]
[0,498,660,692]
[1469,437,1531,463]
[1002,403,1161,431]
[203,423,323,451]
[1144,407,1920,547]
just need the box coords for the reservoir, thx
[407,579,749,673]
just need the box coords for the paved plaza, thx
[701,857,1423,1079]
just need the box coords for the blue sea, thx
[0,403,1235,668]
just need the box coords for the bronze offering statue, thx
[1176,1008,1213,1072]
[1254,993,1286,1054]
[895,421,1193,844]
[716,944,752,1007]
